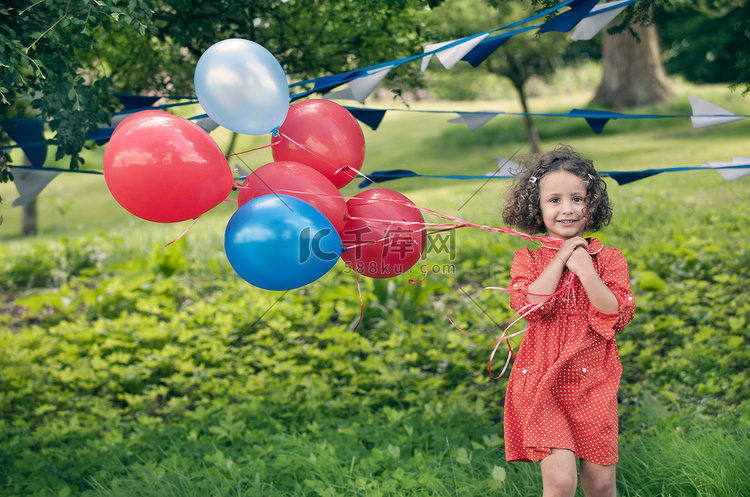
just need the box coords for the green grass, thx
[0,79,749,497]
[2,81,749,239]
[78,425,750,497]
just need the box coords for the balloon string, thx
[226,147,553,245]
[407,240,428,285]
[225,142,274,158]
[224,182,551,255]
[338,192,562,246]
[273,134,384,190]
[221,182,545,249]
[165,215,202,247]
[339,213,556,256]
[353,272,364,330]
[276,131,345,172]
[230,161,551,250]
[344,165,392,191]
[450,271,578,379]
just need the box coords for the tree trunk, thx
[592,23,673,110]
[515,82,541,153]
[21,154,38,236]
[22,199,38,236]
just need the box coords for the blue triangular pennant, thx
[540,0,600,33]
[1,118,48,167]
[346,108,387,131]
[113,94,162,110]
[462,33,513,68]
[569,108,620,134]
[359,169,418,188]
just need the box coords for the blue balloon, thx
[195,39,290,135]
[225,195,342,291]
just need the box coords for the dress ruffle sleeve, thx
[509,248,557,322]
[587,248,635,340]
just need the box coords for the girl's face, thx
[538,170,588,240]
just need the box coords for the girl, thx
[501,144,635,497]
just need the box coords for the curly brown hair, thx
[502,144,612,235]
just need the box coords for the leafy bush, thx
[1,215,748,496]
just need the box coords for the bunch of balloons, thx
[104,38,428,292]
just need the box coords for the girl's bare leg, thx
[539,448,578,497]
[579,459,616,497]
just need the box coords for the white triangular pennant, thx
[689,95,745,128]
[571,1,629,41]
[486,158,520,177]
[111,112,135,127]
[447,112,499,130]
[422,40,451,71]
[323,67,392,103]
[701,158,750,181]
[234,165,250,178]
[322,88,357,102]
[347,67,392,103]
[11,168,61,207]
[195,116,219,133]
[422,34,489,71]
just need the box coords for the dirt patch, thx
[0,297,30,333]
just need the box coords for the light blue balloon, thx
[195,38,290,135]
[225,195,342,291]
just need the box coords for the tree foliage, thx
[660,3,750,86]
[533,0,750,94]
[429,0,571,152]
[152,0,443,92]
[0,0,155,172]
[1,0,443,174]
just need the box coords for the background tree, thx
[533,0,750,109]
[149,0,442,94]
[593,17,672,109]
[429,0,573,152]
[1,1,444,170]
[0,0,154,232]
[531,0,673,110]
[0,0,155,172]
[1,0,443,234]
[659,1,750,89]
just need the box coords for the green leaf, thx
[455,447,471,464]
[492,465,507,482]
[387,444,400,459]
[483,433,503,448]
[637,270,667,292]
[642,391,669,420]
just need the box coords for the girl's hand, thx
[554,237,588,266]
[566,246,595,276]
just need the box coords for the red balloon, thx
[272,99,365,189]
[103,111,234,223]
[110,110,169,140]
[237,161,348,234]
[340,189,426,278]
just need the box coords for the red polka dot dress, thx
[503,238,635,465]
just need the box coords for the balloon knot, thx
[272,128,280,137]
[342,247,348,253]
